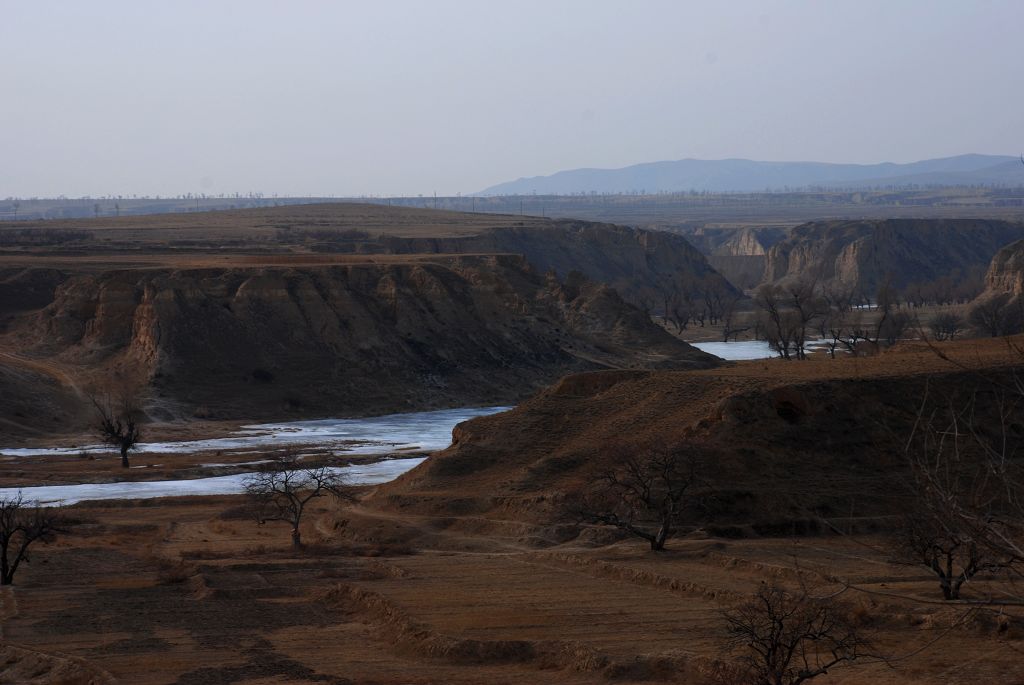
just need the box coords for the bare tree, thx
[756,285,823,360]
[968,294,1024,338]
[0,494,65,585]
[244,456,355,547]
[899,386,1023,600]
[720,294,748,342]
[928,312,966,342]
[723,582,875,685]
[93,395,142,468]
[898,498,1012,600]
[578,445,701,551]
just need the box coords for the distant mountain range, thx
[478,154,1024,195]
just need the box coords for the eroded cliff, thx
[764,218,1024,293]
[2,256,714,429]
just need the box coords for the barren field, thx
[1,202,548,248]
[1,339,1023,684]
[4,494,1022,685]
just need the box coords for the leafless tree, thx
[897,498,1012,600]
[93,394,142,468]
[578,445,701,551]
[822,283,855,314]
[755,283,824,359]
[720,294,748,342]
[898,382,1024,600]
[244,456,356,547]
[723,582,875,685]
[755,285,795,359]
[968,294,1024,338]
[928,312,966,342]
[0,494,65,585]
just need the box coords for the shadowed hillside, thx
[1,256,715,431]
[372,337,1024,534]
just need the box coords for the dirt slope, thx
[372,336,1024,530]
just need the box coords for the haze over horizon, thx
[4,0,1022,198]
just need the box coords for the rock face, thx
[6,256,714,424]
[670,226,787,291]
[984,239,1024,298]
[764,218,1024,293]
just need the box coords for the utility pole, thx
[520,198,523,216]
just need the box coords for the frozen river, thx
[692,340,775,360]
[692,339,831,361]
[0,406,511,458]
[0,457,429,506]
[0,406,510,506]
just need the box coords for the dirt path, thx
[0,349,84,400]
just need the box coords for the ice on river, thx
[692,339,832,361]
[0,406,510,458]
[692,340,775,360]
[0,457,428,506]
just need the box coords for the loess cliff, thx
[764,218,1024,293]
[0,255,714,433]
[983,239,1024,298]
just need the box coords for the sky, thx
[2,0,1022,198]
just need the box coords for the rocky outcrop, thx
[984,239,1024,298]
[764,218,1024,293]
[668,226,787,291]
[6,256,714,425]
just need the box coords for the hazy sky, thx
[3,1,1022,197]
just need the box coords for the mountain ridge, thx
[480,154,1024,195]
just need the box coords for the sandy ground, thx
[0,494,1021,685]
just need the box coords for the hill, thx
[480,154,1024,195]
[371,336,1024,532]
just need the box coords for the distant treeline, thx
[0,228,93,245]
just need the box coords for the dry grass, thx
[3,498,1022,684]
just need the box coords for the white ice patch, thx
[692,340,775,360]
[693,339,833,361]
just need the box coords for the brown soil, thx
[1,338,1022,684]
[372,335,1024,529]
[1,493,1020,684]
